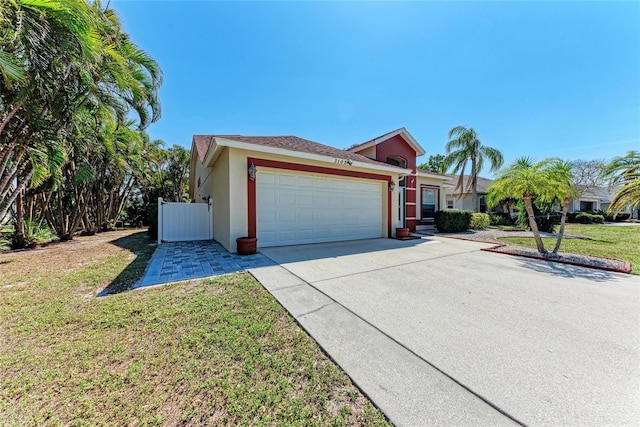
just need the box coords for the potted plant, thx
[236,236,258,255]
[396,227,410,238]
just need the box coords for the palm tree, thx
[445,126,503,212]
[487,157,575,255]
[548,159,577,254]
[602,151,640,218]
[0,0,162,245]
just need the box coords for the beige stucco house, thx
[189,128,448,253]
[444,175,495,212]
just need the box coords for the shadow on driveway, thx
[259,237,440,264]
[516,258,622,282]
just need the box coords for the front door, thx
[398,187,406,228]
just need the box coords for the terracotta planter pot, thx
[236,237,258,255]
[396,227,410,238]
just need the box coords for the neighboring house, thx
[570,186,638,218]
[189,128,447,253]
[444,175,495,213]
[571,187,609,212]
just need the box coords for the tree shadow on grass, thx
[97,231,157,297]
[516,258,621,283]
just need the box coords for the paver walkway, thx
[136,240,274,288]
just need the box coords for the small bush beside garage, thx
[435,210,472,232]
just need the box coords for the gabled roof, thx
[416,169,450,180]
[577,186,615,201]
[445,175,494,195]
[192,134,411,173]
[347,127,426,156]
[193,135,213,163]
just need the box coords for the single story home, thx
[189,128,448,253]
[571,186,639,218]
[444,175,494,213]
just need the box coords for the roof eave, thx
[348,127,427,157]
[212,137,411,175]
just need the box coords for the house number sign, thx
[333,159,353,165]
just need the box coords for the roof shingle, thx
[445,175,494,194]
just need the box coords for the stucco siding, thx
[211,149,231,250]
[357,145,376,159]
[193,147,402,251]
[375,135,417,170]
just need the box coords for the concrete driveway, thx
[250,236,640,426]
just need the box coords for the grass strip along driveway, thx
[500,223,639,275]
[0,230,389,426]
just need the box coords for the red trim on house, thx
[248,164,257,237]
[247,157,393,238]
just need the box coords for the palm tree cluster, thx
[0,0,178,247]
[487,157,576,255]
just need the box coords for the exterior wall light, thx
[389,179,396,191]
[248,163,257,181]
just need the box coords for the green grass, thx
[500,224,640,275]
[0,230,390,426]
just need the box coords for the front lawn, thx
[0,230,389,426]
[500,224,640,275]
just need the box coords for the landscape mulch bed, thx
[419,229,631,274]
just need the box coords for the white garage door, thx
[257,170,383,247]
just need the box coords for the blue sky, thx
[113,1,639,173]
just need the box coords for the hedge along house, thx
[189,131,415,253]
[347,128,449,232]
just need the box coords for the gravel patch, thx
[416,229,631,274]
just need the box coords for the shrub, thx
[605,212,630,222]
[147,203,158,239]
[435,210,472,232]
[0,237,9,253]
[470,213,490,229]
[575,212,604,224]
[11,220,57,248]
[567,211,580,223]
[489,213,511,226]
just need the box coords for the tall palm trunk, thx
[471,155,478,212]
[553,198,571,254]
[523,195,546,253]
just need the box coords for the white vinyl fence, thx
[157,197,213,244]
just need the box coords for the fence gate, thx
[158,197,213,244]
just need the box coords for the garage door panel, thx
[329,197,344,206]
[298,194,313,206]
[259,231,277,245]
[276,174,295,186]
[257,171,383,247]
[260,172,277,184]
[298,176,314,187]
[279,211,296,222]
[313,211,330,222]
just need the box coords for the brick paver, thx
[136,240,274,288]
